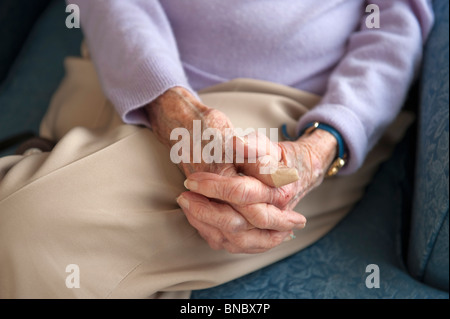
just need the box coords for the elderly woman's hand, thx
[146,87,307,253]
[177,185,306,253]
[145,86,237,178]
[183,129,338,213]
[176,129,337,253]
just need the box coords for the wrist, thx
[296,129,338,175]
[145,87,209,148]
[296,122,347,177]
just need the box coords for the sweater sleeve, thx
[297,0,434,175]
[67,0,194,127]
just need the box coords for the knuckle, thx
[272,233,286,246]
[201,231,225,251]
[215,237,228,250]
[224,234,245,253]
[190,201,210,219]
[257,155,277,175]
[259,231,284,251]
[213,205,247,233]
[273,186,294,208]
[245,204,270,229]
[225,216,247,233]
[224,181,248,203]
[212,182,225,199]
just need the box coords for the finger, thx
[185,215,227,251]
[234,131,280,161]
[184,173,271,205]
[179,190,306,232]
[234,202,306,232]
[237,156,300,188]
[183,209,295,254]
[176,193,301,254]
[184,172,298,207]
[234,132,299,187]
[177,192,252,233]
[184,215,294,254]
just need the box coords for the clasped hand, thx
[146,87,337,254]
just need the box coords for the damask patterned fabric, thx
[407,0,449,292]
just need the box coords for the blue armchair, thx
[0,0,448,299]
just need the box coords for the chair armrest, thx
[408,0,449,292]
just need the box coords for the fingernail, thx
[295,222,306,230]
[184,179,198,191]
[176,195,190,210]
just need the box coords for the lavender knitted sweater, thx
[70,0,434,174]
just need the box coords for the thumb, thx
[233,132,300,187]
[233,131,279,161]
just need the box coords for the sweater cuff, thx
[103,53,196,128]
[296,104,368,175]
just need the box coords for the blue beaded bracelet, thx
[281,122,347,177]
